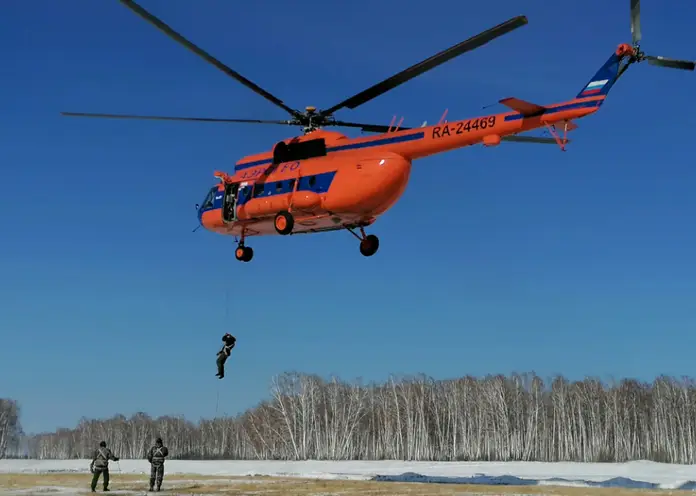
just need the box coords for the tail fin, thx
[575,52,623,100]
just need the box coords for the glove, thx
[89,464,94,474]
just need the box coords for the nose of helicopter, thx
[197,185,225,231]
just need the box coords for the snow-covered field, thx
[3,459,696,490]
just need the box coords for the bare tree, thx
[0,399,22,459]
[14,372,696,463]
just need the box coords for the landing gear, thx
[360,234,379,257]
[347,226,380,257]
[274,210,294,235]
[235,244,253,262]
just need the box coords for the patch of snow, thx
[2,459,696,490]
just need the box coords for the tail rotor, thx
[628,0,695,71]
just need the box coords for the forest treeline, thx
[6,372,696,463]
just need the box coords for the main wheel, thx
[274,210,294,235]
[359,234,379,257]
[235,246,253,262]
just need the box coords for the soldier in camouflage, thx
[89,441,119,492]
[215,333,236,379]
[147,437,169,492]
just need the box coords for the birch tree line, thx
[14,372,696,463]
[0,399,22,459]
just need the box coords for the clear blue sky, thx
[2,0,695,435]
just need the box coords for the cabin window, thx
[275,181,283,192]
[238,186,251,203]
[201,187,217,209]
[253,183,265,198]
[308,176,317,188]
[287,179,296,191]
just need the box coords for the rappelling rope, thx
[213,286,230,418]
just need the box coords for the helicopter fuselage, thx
[197,98,602,241]
[198,130,415,238]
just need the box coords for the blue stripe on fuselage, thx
[196,171,338,213]
[234,131,425,171]
[236,170,337,206]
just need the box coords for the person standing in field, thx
[90,440,119,492]
[147,437,169,492]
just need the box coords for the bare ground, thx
[0,474,693,496]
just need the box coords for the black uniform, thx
[147,437,169,492]
[90,441,119,492]
[215,333,236,379]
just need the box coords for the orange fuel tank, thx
[322,152,412,215]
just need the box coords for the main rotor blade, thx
[61,112,295,125]
[646,55,695,71]
[117,0,301,118]
[630,0,641,45]
[319,15,528,117]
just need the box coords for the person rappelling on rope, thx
[215,333,236,379]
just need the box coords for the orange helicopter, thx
[63,0,694,262]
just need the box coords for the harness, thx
[92,448,109,470]
[151,445,165,466]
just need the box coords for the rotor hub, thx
[616,43,636,58]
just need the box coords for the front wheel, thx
[235,246,253,262]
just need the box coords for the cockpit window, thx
[201,186,217,210]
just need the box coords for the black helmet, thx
[99,441,106,447]
[156,437,162,444]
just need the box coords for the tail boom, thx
[373,97,601,159]
[327,47,634,160]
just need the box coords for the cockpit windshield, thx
[200,186,218,211]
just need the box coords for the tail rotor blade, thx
[645,55,695,71]
[630,0,641,45]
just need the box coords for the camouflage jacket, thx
[147,444,169,465]
[91,447,118,470]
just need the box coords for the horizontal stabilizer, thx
[501,135,569,145]
[499,97,546,116]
